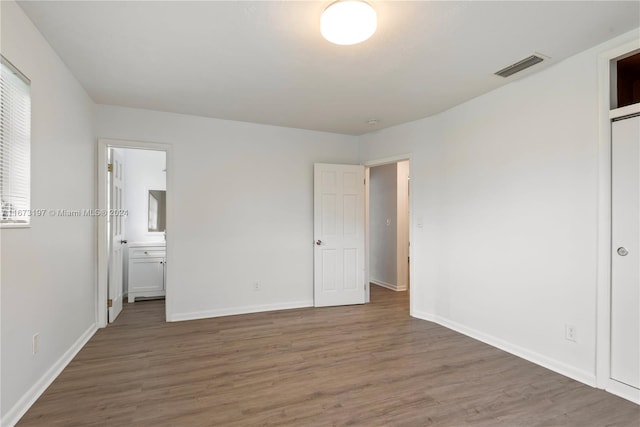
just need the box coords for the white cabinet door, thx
[611,115,640,390]
[314,163,365,307]
[128,257,165,302]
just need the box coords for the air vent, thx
[495,55,544,78]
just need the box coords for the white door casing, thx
[314,163,365,307]
[108,149,125,323]
[611,115,640,391]
[98,139,171,327]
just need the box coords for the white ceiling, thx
[17,1,640,135]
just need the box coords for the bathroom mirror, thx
[148,190,166,232]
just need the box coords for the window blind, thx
[0,55,31,226]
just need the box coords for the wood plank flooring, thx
[17,286,640,426]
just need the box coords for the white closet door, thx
[611,115,640,390]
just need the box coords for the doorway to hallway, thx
[366,158,411,311]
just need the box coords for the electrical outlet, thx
[253,282,260,291]
[33,333,39,354]
[565,324,577,342]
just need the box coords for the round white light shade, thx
[321,1,377,45]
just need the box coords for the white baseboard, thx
[605,379,640,404]
[371,279,407,292]
[410,310,597,388]
[168,300,314,322]
[2,323,98,427]
[412,308,437,322]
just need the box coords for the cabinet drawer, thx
[130,248,166,258]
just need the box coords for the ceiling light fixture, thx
[321,0,377,46]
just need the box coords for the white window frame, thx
[0,55,31,228]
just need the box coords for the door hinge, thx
[107,298,113,308]
[107,163,113,173]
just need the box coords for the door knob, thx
[617,247,629,256]
[315,240,322,246]
[120,239,128,244]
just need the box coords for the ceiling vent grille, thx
[495,54,544,78]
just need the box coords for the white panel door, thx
[108,149,125,323]
[611,115,640,390]
[314,163,365,307]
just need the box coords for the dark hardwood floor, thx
[18,286,639,426]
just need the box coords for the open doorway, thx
[365,159,411,311]
[97,139,171,327]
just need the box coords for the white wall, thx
[0,1,96,424]
[122,148,166,243]
[370,163,398,288]
[359,29,640,387]
[97,105,359,321]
